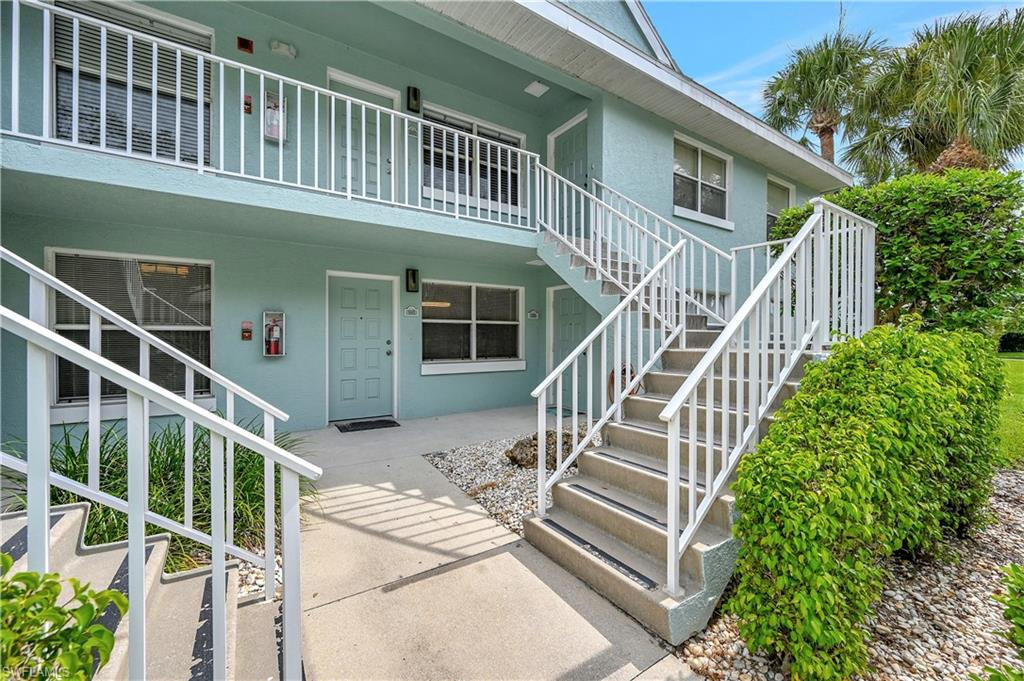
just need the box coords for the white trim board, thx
[324,270,401,424]
[547,110,587,168]
[326,67,401,109]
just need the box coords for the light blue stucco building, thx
[1,0,853,437]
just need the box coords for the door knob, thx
[386,350,392,356]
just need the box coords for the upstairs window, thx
[53,1,213,164]
[51,250,212,402]
[766,178,794,235]
[673,136,732,227]
[421,281,523,373]
[421,107,524,208]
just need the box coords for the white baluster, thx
[263,412,276,603]
[536,396,547,517]
[26,278,50,574]
[184,367,195,528]
[210,431,227,680]
[126,391,147,679]
[280,468,303,681]
[666,411,681,595]
[10,0,19,133]
[88,311,101,490]
[225,391,235,544]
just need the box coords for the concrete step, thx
[602,420,768,464]
[661,347,809,377]
[577,448,731,517]
[644,372,800,404]
[1,502,89,573]
[551,475,731,565]
[524,508,736,645]
[145,565,240,681]
[622,394,756,431]
[234,600,282,681]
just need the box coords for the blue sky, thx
[645,1,1024,169]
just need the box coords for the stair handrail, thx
[531,236,689,516]
[536,164,674,296]
[0,305,321,680]
[590,179,732,323]
[591,179,732,260]
[656,197,875,595]
[0,246,288,421]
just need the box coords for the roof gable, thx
[558,0,677,70]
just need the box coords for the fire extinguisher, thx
[265,320,281,356]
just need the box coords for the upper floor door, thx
[327,70,400,202]
[551,115,588,190]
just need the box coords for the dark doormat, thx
[333,418,400,434]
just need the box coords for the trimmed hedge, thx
[730,319,1004,680]
[770,169,1024,333]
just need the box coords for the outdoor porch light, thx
[524,80,550,98]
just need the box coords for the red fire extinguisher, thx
[265,319,282,356]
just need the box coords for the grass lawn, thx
[1000,354,1024,466]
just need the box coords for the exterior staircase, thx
[0,247,321,679]
[1,503,282,680]
[526,189,876,644]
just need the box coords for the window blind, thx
[53,251,212,401]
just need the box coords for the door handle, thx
[386,350,392,356]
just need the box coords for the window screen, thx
[421,282,520,364]
[52,251,212,401]
[766,180,792,233]
[673,140,729,221]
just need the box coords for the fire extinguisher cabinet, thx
[263,311,286,357]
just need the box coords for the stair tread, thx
[146,566,240,681]
[529,508,680,594]
[557,475,732,547]
[581,446,697,487]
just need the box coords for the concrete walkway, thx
[295,406,702,680]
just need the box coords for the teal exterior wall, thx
[1,210,565,439]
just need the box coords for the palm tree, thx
[762,19,885,163]
[845,9,1024,179]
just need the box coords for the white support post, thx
[665,412,681,596]
[26,277,50,573]
[812,203,828,353]
[210,432,228,680]
[126,391,147,680]
[184,367,195,528]
[88,311,101,490]
[263,412,276,603]
[536,396,547,517]
[862,223,876,333]
[42,8,51,138]
[280,469,302,681]
[10,0,19,133]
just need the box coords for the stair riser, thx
[645,374,798,404]
[624,398,752,434]
[552,484,705,579]
[603,422,768,464]
[662,349,808,378]
[523,518,677,642]
[577,452,733,528]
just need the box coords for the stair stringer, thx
[537,233,621,317]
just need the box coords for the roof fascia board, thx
[622,0,678,70]
[518,0,853,186]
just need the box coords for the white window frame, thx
[766,174,796,234]
[672,132,734,231]
[420,278,526,376]
[420,103,526,214]
[45,246,216,420]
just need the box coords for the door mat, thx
[334,419,400,434]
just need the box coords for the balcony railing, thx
[3,0,540,230]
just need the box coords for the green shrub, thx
[0,552,128,679]
[975,564,1024,681]
[770,169,1024,333]
[730,319,1004,680]
[2,419,312,571]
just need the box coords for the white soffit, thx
[416,0,854,190]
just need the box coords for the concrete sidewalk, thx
[294,407,702,680]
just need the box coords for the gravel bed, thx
[238,552,282,598]
[680,467,1024,680]
[425,433,572,535]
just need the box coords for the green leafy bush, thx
[0,552,128,679]
[2,419,312,571]
[770,169,1024,333]
[975,564,1024,681]
[730,319,1004,680]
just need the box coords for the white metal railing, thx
[3,0,539,231]
[658,198,875,594]
[1,245,288,604]
[0,306,322,680]
[531,238,690,514]
[592,180,732,322]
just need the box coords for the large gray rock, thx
[505,428,599,470]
